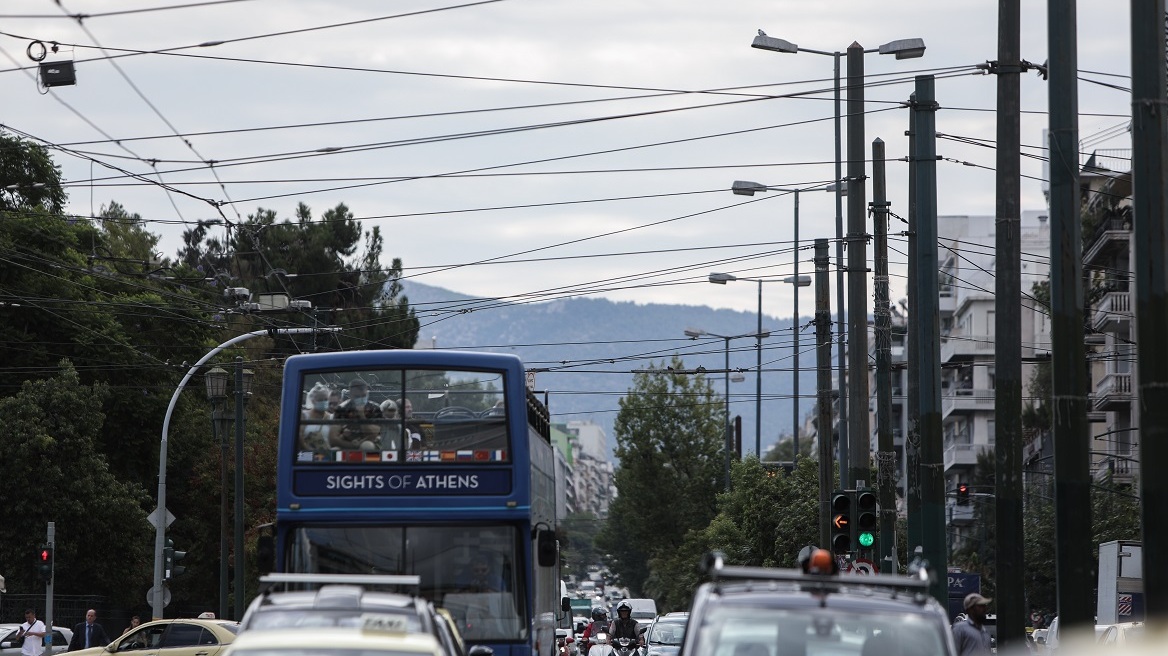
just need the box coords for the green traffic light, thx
[858,531,875,548]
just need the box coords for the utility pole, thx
[846,42,871,488]
[993,0,1025,647]
[833,51,850,493]
[912,75,947,605]
[1131,0,1168,627]
[906,93,922,552]
[814,238,835,550]
[872,138,896,573]
[45,522,54,642]
[1048,0,1093,631]
[233,357,247,621]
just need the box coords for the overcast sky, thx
[1,0,1134,322]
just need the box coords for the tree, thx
[0,361,152,607]
[0,130,66,214]
[560,512,604,580]
[596,357,724,598]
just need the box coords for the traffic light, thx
[164,538,187,579]
[956,483,970,505]
[829,490,852,555]
[36,544,53,582]
[854,489,878,555]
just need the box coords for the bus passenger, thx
[299,383,334,452]
[332,378,383,450]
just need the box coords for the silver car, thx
[0,624,74,655]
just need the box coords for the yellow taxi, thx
[66,618,239,656]
[223,613,447,656]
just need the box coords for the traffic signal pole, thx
[814,238,834,550]
[45,522,54,649]
[872,137,897,574]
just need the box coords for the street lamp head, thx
[684,328,707,338]
[731,180,768,196]
[784,275,813,287]
[708,272,737,285]
[204,367,229,401]
[826,181,848,196]
[878,38,926,59]
[241,369,255,396]
[751,31,798,54]
[730,372,746,383]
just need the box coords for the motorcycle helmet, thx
[616,601,632,615]
[591,608,608,621]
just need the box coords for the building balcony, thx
[940,334,995,363]
[947,499,975,526]
[1093,372,1133,411]
[944,442,991,471]
[1092,290,1131,334]
[942,388,994,419]
[1084,215,1132,265]
[1092,455,1136,485]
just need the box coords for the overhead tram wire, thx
[0,0,261,19]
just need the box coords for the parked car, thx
[642,614,686,656]
[1097,621,1144,648]
[0,624,73,656]
[64,618,238,656]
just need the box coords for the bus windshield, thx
[286,524,527,643]
[296,367,509,463]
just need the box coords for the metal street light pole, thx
[750,31,925,486]
[233,358,253,621]
[686,328,767,486]
[151,327,338,620]
[727,183,826,459]
[203,368,229,622]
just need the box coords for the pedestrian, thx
[69,609,110,651]
[952,593,993,656]
[121,616,141,635]
[15,609,46,656]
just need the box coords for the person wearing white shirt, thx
[17,609,46,656]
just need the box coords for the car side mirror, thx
[562,596,572,613]
[638,626,648,635]
[468,646,494,656]
[537,528,557,567]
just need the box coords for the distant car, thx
[223,624,446,656]
[0,624,73,656]
[642,614,687,656]
[64,618,239,656]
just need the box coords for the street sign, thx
[147,507,175,531]
[526,371,536,391]
[836,555,852,573]
[852,558,878,575]
[147,584,172,607]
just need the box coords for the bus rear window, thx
[295,367,511,464]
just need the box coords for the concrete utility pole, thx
[912,75,947,605]
[233,357,247,621]
[45,522,54,641]
[1131,0,1168,627]
[993,0,1025,647]
[833,51,851,492]
[814,238,835,550]
[872,138,897,573]
[905,94,922,552]
[1048,0,1094,631]
[846,42,872,488]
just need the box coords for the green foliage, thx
[177,203,419,351]
[0,130,67,214]
[597,357,723,599]
[560,512,604,580]
[0,361,152,607]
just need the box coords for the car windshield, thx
[231,650,423,656]
[694,605,947,656]
[287,525,526,642]
[246,610,422,632]
[648,622,686,646]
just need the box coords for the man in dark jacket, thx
[69,609,110,652]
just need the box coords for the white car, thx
[224,624,445,656]
[1097,621,1144,648]
[0,624,74,656]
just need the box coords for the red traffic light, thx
[40,549,49,562]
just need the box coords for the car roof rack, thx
[701,551,932,604]
[258,573,422,595]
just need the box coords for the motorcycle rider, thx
[580,607,610,643]
[610,601,641,648]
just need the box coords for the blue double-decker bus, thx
[274,350,563,656]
